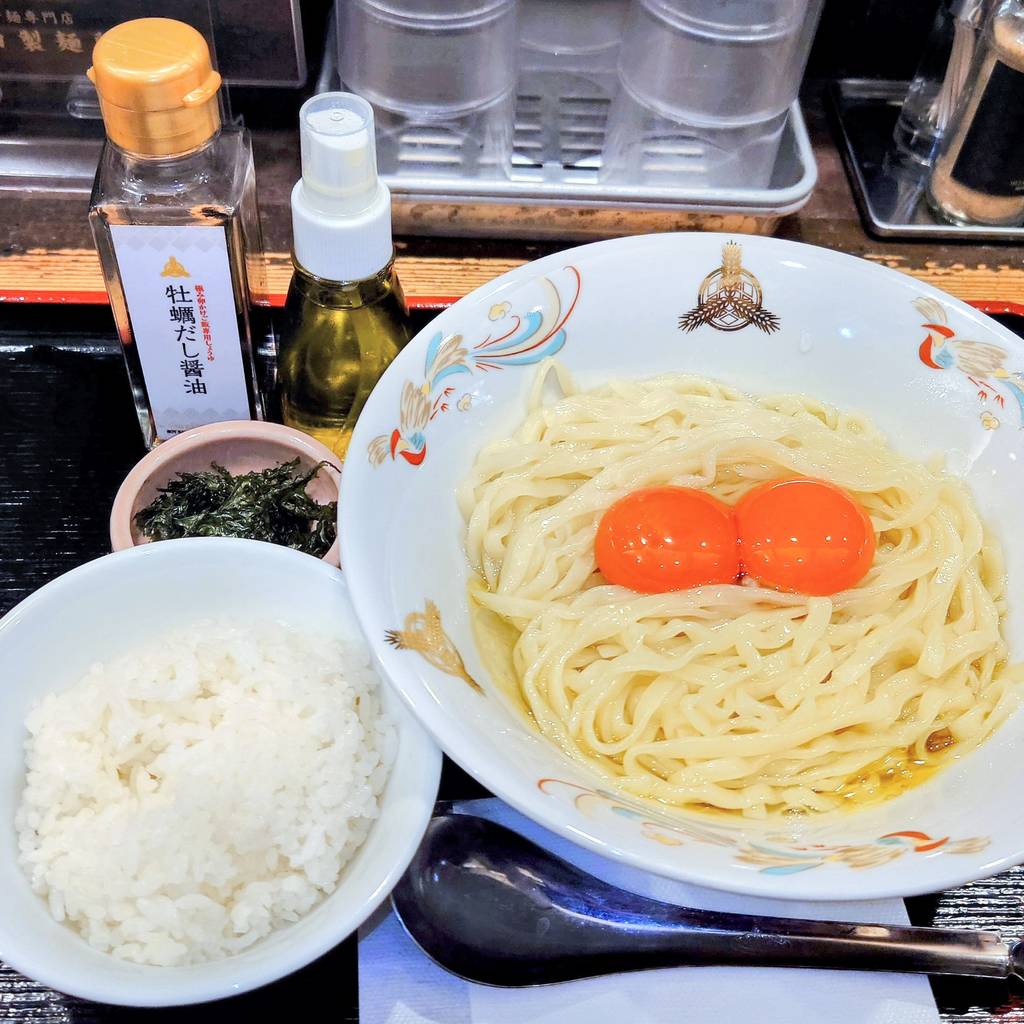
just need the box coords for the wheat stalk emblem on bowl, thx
[678,241,780,334]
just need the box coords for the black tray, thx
[828,78,1024,242]
[2,308,1024,1022]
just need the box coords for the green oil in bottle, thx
[277,92,413,460]
[279,260,411,459]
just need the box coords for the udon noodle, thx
[459,364,1022,818]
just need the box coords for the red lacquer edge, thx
[0,289,460,310]
[2,292,1021,317]
[968,300,1024,318]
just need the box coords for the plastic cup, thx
[339,0,519,115]
[369,91,517,179]
[520,0,628,59]
[601,81,789,189]
[618,0,823,127]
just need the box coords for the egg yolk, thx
[595,487,740,593]
[736,478,875,596]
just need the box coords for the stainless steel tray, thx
[383,92,818,240]
[829,78,1024,242]
[317,28,818,240]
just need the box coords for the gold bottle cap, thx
[87,18,222,157]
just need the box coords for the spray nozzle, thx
[298,92,380,217]
[291,90,393,282]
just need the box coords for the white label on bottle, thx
[110,224,252,440]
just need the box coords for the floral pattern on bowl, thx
[912,295,1024,431]
[367,266,581,468]
[536,778,989,875]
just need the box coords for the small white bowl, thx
[341,232,1024,901]
[0,538,440,1006]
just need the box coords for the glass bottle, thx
[928,0,1024,225]
[893,0,991,165]
[87,18,267,449]
[278,93,413,461]
[278,262,409,459]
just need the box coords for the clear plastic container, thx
[355,0,508,18]
[520,0,628,59]
[514,0,628,176]
[618,0,824,126]
[601,81,788,188]
[339,0,519,114]
[338,0,519,178]
[370,92,518,178]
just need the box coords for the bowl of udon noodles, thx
[341,232,1024,900]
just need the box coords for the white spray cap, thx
[291,92,393,283]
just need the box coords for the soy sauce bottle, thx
[88,18,267,448]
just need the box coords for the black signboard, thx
[0,0,305,87]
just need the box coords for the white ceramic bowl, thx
[341,232,1024,901]
[0,539,440,1006]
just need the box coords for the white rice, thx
[15,618,394,967]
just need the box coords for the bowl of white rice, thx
[0,538,441,1006]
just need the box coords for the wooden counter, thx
[2,98,1022,311]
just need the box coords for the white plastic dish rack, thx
[321,41,817,238]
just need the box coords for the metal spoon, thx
[391,813,1024,987]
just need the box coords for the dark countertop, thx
[3,317,1024,1022]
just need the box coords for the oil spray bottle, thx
[277,92,413,460]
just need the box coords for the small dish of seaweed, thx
[110,421,343,565]
[134,459,337,558]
